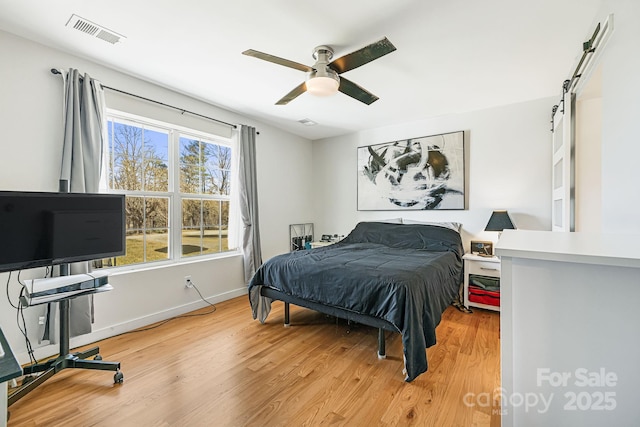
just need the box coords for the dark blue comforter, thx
[248,221,464,381]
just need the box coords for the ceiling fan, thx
[242,37,396,105]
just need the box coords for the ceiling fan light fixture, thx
[243,37,395,104]
[306,68,339,97]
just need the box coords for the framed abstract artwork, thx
[357,131,465,210]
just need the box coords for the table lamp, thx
[485,210,516,237]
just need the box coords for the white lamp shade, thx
[306,76,339,96]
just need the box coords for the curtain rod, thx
[50,68,238,130]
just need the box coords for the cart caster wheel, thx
[94,355,103,361]
[114,371,124,384]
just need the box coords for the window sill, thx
[103,250,242,277]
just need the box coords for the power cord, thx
[17,287,38,366]
[5,271,39,367]
[124,278,217,334]
[5,271,19,309]
[5,272,217,370]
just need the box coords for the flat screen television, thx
[0,191,126,273]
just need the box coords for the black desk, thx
[1,327,22,427]
[0,328,22,385]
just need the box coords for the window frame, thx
[101,109,239,271]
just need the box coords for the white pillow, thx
[402,219,462,232]
[368,218,403,224]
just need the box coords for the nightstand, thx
[463,253,500,311]
[310,236,344,249]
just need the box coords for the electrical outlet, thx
[184,275,193,288]
[38,316,46,325]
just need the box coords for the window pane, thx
[182,198,226,256]
[145,196,169,261]
[203,144,232,195]
[119,230,144,266]
[108,120,170,192]
[146,197,169,229]
[221,200,230,250]
[204,169,230,195]
[180,137,201,194]
[180,164,202,194]
[202,144,218,195]
[126,196,144,235]
[143,128,169,192]
[178,139,232,196]
[110,121,143,191]
[202,200,219,228]
[219,169,231,196]
[202,200,220,254]
[179,138,200,165]
[218,145,232,196]
[182,199,201,228]
[102,196,170,267]
[182,199,202,257]
[202,170,217,195]
[145,229,169,262]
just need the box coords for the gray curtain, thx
[45,68,106,339]
[60,68,105,193]
[238,125,262,283]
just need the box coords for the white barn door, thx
[551,15,613,233]
[551,88,574,232]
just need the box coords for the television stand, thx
[8,285,123,406]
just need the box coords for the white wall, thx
[0,31,314,362]
[597,0,640,232]
[311,98,554,248]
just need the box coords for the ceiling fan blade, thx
[338,77,379,105]
[276,82,307,105]
[329,37,396,74]
[242,49,313,73]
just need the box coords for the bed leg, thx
[284,302,290,328]
[377,328,386,359]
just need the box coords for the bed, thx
[248,221,464,382]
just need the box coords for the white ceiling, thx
[0,0,603,140]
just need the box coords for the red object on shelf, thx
[468,286,500,307]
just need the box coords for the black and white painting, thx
[357,131,465,210]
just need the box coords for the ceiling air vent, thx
[65,14,126,44]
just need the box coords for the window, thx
[179,135,231,257]
[98,112,235,268]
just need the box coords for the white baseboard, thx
[16,287,247,365]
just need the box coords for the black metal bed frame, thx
[260,287,398,359]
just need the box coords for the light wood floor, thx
[8,296,501,426]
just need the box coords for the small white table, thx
[463,253,501,311]
[310,236,344,249]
